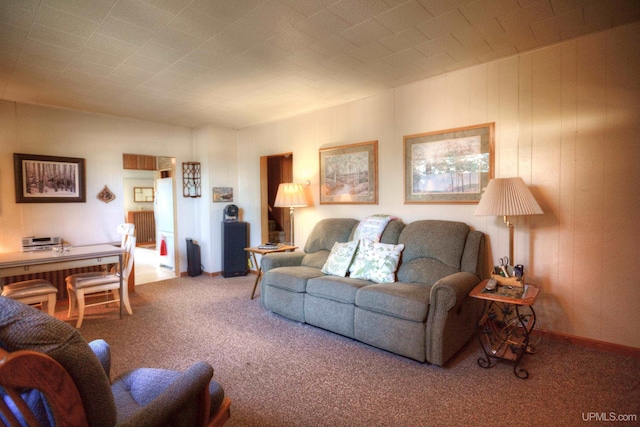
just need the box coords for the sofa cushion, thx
[306,276,371,304]
[397,258,460,286]
[302,219,359,269]
[321,240,359,277]
[263,266,324,293]
[350,240,404,283]
[355,282,431,322]
[399,220,469,269]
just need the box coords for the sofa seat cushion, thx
[355,282,431,322]
[306,276,372,304]
[263,266,324,293]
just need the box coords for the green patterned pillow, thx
[350,239,405,283]
[321,240,359,277]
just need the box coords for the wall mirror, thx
[134,187,154,202]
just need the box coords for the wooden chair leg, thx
[76,290,86,328]
[67,284,76,319]
[45,293,57,316]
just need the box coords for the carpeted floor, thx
[53,275,639,427]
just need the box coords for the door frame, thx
[259,153,293,244]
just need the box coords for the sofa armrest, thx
[260,252,306,274]
[425,272,482,366]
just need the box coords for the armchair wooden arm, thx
[0,347,88,427]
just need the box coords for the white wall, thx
[236,23,640,349]
[193,125,239,273]
[0,102,198,273]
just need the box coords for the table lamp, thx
[474,177,543,264]
[274,183,308,245]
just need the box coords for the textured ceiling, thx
[1,0,639,129]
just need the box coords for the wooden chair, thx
[0,297,231,427]
[1,279,57,315]
[66,232,135,327]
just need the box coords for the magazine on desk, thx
[481,284,529,299]
[258,243,284,250]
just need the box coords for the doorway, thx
[260,153,293,244]
[123,154,178,285]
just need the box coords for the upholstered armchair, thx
[0,297,230,426]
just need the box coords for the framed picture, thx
[133,187,154,202]
[212,187,233,202]
[14,153,86,203]
[319,141,378,204]
[404,123,494,204]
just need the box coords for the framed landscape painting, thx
[14,153,86,203]
[319,141,378,204]
[404,123,494,204]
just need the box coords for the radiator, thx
[3,266,104,300]
[127,211,156,245]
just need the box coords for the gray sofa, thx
[260,218,486,366]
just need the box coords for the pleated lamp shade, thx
[474,178,543,217]
[274,183,308,208]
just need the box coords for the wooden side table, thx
[244,245,297,299]
[469,280,540,379]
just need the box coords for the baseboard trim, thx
[539,329,640,358]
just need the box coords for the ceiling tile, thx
[35,4,98,38]
[168,7,227,40]
[297,9,352,40]
[96,16,154,46]
[374,1,433,33]
[0,0,40,28]
[109,0,174,33]
[340,18,393,46]
[328,0,392,25]
[43,0,115,23]
[459,0,520,25]
[151,26,203,52]
[379,27,429,52]
[418,0,475,17]
[28,23,86,50]
[497,0,554,35]
[416,10,471,39]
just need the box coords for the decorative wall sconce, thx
[182,162,201,198]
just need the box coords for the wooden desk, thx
[0,245,124,318]
[244,245,297,300]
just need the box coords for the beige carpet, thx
[53,276,639,427]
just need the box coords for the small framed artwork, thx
[14,153,86,203]
[403,123,494,204]
[319,140,378,204]
[212,187,233,202]
[134,187,154,202]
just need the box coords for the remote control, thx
[485,279,497,291]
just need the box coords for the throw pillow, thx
[321,240,359,277]
[350,239,404,283]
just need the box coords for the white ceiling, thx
[1,0,639,129]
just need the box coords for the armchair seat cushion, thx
[355,282,431,322]
[112,362,223,427]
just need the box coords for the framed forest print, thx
[319,141,378,204]
[14,153,86,203]
[404,123,494,204]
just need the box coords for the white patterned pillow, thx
[321,240,359,277]
[350,239,404,283]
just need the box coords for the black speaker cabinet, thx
[222,221,249,278]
